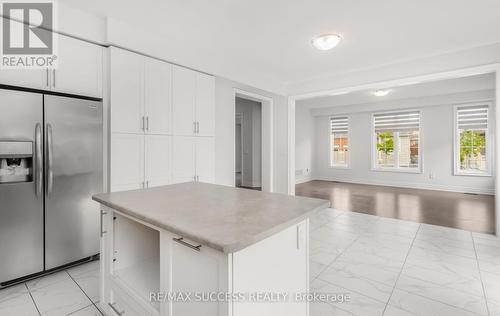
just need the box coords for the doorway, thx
[235,97,262,190]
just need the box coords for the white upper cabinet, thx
[195,73,215,136]
[110,47,145,134]
[172,66,196,136]
[110,134,145,192]
[196,137,215,183]
[144,59,172,135]
[0,19,103,98]
[145,135,172,188]
[53,34,103,98]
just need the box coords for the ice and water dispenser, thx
[0,141,33,183]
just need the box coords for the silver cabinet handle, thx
[108,302,124,316]
[146,116,149,131]
[46,123,54,196]
[100,210,107,237]
[141,116,145,131]
[52,69,56,88]
[35,123,42,197]
[45,68,49,87]
[173,237,201,251]
[193,121,196,134]
[196,121,200,134]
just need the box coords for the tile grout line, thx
[25,283,42,316]
[65,270,104,315]
[381,223,421,315]
[472,233,491,316]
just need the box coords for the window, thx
[454,104,490,176]
[330,116,349,167]
[373,110,421,171]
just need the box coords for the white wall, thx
[295,105,314,184]
[236,97,262,187]
[298,90,495,194]
[215,77,289,194]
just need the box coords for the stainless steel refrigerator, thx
[0,89,102,286]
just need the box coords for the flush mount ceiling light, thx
[372,89,392,97]
[312,33,343,51]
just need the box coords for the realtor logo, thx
[1,0,57,69]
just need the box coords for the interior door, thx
[172,136,195,184]
[195,73,215,136]
[196,137,215,183]
[53,34,103,98]
[0,89,44,284]
[110,47,144,134]
[145,135,171,187]
[172,66,195,136]
[110,134,145,192]
[145,58,172,135]
[44,95,103,269]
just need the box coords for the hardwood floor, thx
[296,180,496,234]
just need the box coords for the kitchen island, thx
[93,182,329,316]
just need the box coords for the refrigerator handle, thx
[35,123,43,197]
[46,123,54,196]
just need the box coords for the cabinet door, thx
[195,73,215,136]
[53,34,103,98]
[145,59,172,135]
[232,221,308,316]
[145,135,171,187]
[196,137,215,183]
[172,66,195,136]
[0,18,46,89]
[110,47,144,134]
[110,134,144,192]
[171,237,223,316]
[172,136,195,184]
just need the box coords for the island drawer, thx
[109,280,154,316]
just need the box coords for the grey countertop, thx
[92,182,330,253]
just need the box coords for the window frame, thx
[453,102,493,177]
[329,115,350,169]
[371,109,423,173]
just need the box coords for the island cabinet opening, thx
[102,211,161,315]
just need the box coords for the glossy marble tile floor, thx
[1,209,499,315]
[0,261,102,316]
[310,209,500,316]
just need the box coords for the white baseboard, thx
[312,175,494,195]
[295,176,313,185]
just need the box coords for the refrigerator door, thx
[44,95,103,269]
[0,89,44,284]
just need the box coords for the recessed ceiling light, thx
[312,34,343,51]
[372,89,391,97]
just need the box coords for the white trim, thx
[313,176,495,195]
[453,102,493,177]
[292,63,500,101]
[371,109,422,173]
[295,176,313,184]
[233,88,274,192]
[288,96,296,195]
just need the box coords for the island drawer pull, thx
[108,302,125,315]
[173,237,202,251]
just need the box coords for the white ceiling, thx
[297,73,496,108]
[63,0,500,95]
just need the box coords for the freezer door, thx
[0,89,44,284]
[44,95,103,269]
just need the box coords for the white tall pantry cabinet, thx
[109,47,215,192]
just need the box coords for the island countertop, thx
[92,182,329,253]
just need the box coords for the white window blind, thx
[330,116,348,134]
[374,111,420,133]
[457,104,488,130]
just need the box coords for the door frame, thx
[288,63,500,235]
[234,88,273,192]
